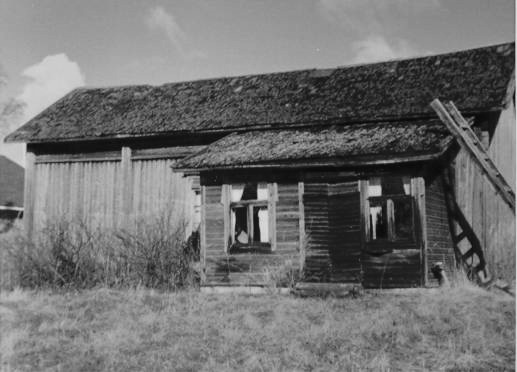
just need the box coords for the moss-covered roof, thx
[175,120,454,170]
[5,43,514,144]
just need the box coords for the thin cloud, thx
[319,0,443,33]
[146,6,205,59]
[351,36,420,64]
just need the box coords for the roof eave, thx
[173,150,449,174]
[4,107,504,144]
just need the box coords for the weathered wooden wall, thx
[303,182,330,281]
[361,178,424,289]
[26,147,197,235]
[328,182,361,283]
[453,103,516,281]
[32,160,124,230]
[303,181,361,283]
[425,172,455,286]
[202,182,302,286]
[130,159,195,229]
[275,182,302,263]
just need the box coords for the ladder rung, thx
[454,231,468,244]
[462,249,476,261]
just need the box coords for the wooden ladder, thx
[441,166,489,282]
[431,99,515,283]
[431,99,515,214]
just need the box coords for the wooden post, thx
[23,151,36,239]
[298,182,305,251]
[121,147,132,228]
[412,177,427,286]
[298,182,305,271]
[359,180,369,243]
[222,184,230,253]
[200,185,207,283]
[268,183,277,251]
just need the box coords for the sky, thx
[0,0,514,165]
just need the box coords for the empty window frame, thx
[193,190,201,231]
[230,183,269,250]
[367,176,413,242]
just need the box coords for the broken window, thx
[230,183,269,250]
[367,176,413,241]
[193,190,201,230]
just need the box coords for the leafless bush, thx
[1,212,199,290]
[114,214,199,290]
[2,218,110,289]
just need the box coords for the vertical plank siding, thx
[33,161,124,231]
[23,151,36,236]
[30,155,195,235]
[453,104,516,280]
[130,159,194,230]
[484,104,515,279]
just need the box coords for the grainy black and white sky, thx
[0,0,514,164]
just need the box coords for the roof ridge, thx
[334,41,515,70]
[71,41,515,92]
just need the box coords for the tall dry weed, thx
[0,211,199,290]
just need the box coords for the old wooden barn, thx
[5,42,515,288]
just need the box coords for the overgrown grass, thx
[0,214,199,291]
[0,286,513,371]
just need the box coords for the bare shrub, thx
[1,211,199,290]
[2,218,109,289]
[114,213,199,290]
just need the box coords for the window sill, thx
[365,239,416,254]
[229,244,272,255]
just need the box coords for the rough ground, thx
[0,286,514,371]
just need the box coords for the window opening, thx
[368,176,413,242]
[230,183,269,250]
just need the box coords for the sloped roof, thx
[5,43,514,144]
[175,120,454,171]
[0,155,24,208]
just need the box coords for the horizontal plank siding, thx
[303,181,361,283]
[303,183,331,281]
[328,182,361,283]
[203,182,301,285]
[361,250,422,288]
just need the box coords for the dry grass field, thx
[0,285,514,371]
